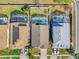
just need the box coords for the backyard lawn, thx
[0,0,33,4]
[0,0,72,4]
[0,5,23,19]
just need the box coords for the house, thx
[10,14,29,49]
[51,15,70,49]
[0,15,8,50]
[31,16,49,48]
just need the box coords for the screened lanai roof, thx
[11,14,28,22]
[51,15,70,23]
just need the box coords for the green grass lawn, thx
[0,0,33,4]
[31,48,40,55]
[0,5,23,19]
[59,49,69,54]
[0,57,9,59]
[12,57,19,59]
[0,49,20,55]
[0,0,72,4]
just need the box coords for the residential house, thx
[51,14,70,49]
[10,14,29,49]
[31,16,49,48]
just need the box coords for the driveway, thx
[68,56,75,59]
[20,54,28,59]
[40,49,47,59]
[50,53,57,59]
[20,49,28,59]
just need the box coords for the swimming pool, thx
[32,17,48,25]
[11,14,28,23]
[0,17,8,25]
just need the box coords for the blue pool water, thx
[32,17,48,25]
[0,17,8,25]
[52,15,65,23]
[11,14,28,22]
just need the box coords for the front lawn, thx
[31,48,40,55]
[59,49,69,54]
[47,44,52,55]
[0,57,9,59]
[12,57,20,59]
[0,49,20,55]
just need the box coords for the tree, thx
[21,5,30,12]
[11,10,24,14]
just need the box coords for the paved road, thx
[75,1,79,53]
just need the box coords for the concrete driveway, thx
[20,54,28,59]
[50,53,57,59]
[20,49,28,59]
[40,49,47,59]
